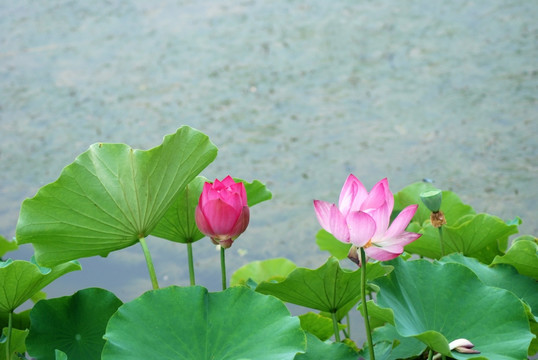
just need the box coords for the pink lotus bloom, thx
[313,174,421,261]
[195,176,250,249]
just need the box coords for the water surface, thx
[1,0,537,344]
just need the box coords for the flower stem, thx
[187,242,196,286]
[331,311,341,342]
[360,247,375,360]
[438,226,445,258]
[5,311,12,360]
[343,313,351,339]
[139,237,159,290]
[220,246,227,290]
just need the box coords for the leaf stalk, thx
[187,242,196,286]
[5,311,12,360]
[331,311,341,342]
[438,227,445,258]
[140,237,159,290]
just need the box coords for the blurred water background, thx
[1,0,537,347]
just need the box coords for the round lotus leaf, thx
[256,257,390,317]
[374,257,534,359]
[102,285,305,360]
[26,287,122,360]
[16,126,217,267]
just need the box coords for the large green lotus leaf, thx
[373,258,534,359]
[151,177,272,244]
[439,253,538,315]
[102,286,305,360]
[393,182,475,224]
[256,257,390,315]
[0,328,28,360]
[293,332,357,360]
[405,213,518,262]
[0,259,81,313]
[441,253,538,357]
[230,258,297,287]
[16,126,217,267]
[26,288,122,360]
[0,236,17,259]
[492,239,538,280]
[150,176,207,244]
[315,230,351,260]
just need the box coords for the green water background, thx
[1,0,537,346]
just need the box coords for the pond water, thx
[1,0,537,347]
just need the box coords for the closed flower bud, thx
[195,176,250,249]
[449,338,480,354]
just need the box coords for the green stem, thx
[360,248,375,360]
[331,311,341,342]
[438,226,445,258]
[187,242,196,286]
[140,237,159,290]
[345,313,351,338]
[220,247,227,290]
[428,348,434,360]
[6,311,12,360]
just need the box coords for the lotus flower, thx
[195,176,249,249]
[313,174,421,261]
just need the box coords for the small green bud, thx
[420,189,443,212]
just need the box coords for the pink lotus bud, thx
[195,176,250,249]
[449,338,480,354]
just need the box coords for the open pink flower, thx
[195,176,250,249]
[313,174,421,261]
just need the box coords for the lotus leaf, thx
[16,126,217,266]
[374,258,534,359]
[102,286,305,360]
[0,259,80,313]
[26,288,122,360]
